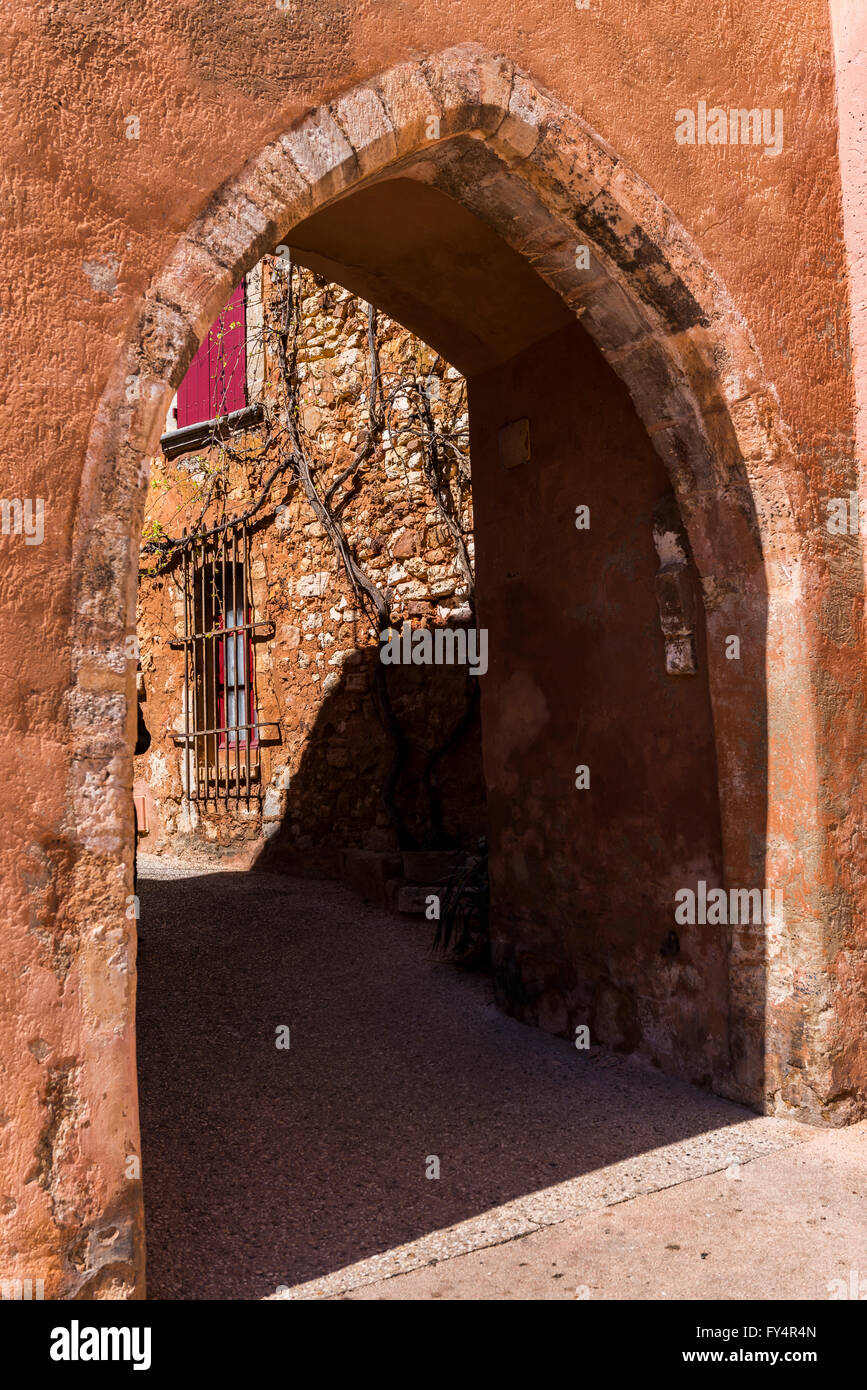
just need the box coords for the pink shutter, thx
[176,334,211,428]
[213,282,246,417]
[176,282,247,427]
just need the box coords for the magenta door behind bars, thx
[175,281,246,427]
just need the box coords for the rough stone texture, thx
[831,2,867,616]
[136,263,485,866]
[2,24,865,1301]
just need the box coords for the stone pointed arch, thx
[65,43,855,1299]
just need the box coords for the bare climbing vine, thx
[140,255,478,850]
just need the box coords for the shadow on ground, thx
[136,864,762,1300]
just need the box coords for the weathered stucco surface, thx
[1,5,865,1300]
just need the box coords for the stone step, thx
[338,849,404,905]
[396,880,485,916]
[396,882,447,916]
[401,850,465,884]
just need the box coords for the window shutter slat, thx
[176,336,211,429]
[175,281,247,428]
[217,282,247,417]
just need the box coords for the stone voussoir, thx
[331,84,398,179]
[370,60,442,161]
[149,238,237,347]
[188,188,274,284]
[420,44,514,139]
[279,106,359,209]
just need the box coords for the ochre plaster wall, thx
[1,6,864,1300]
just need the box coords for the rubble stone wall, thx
[136,262,487,870]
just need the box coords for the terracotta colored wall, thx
[471,321,727,1084]
[830,2,867,579]
[2,3,865,1301]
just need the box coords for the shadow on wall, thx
[135,866,772,1301]
[254,642,487,874]
[149,312,771,1112]
[463,318,770,1106]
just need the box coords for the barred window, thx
[172,520,275,806]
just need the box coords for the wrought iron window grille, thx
[170,518,279,807]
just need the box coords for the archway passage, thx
[131,249,729,1296]
[281,174,731,1079]
[60,45,860,1300]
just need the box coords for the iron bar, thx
[176,514,265,804]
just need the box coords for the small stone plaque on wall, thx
[498,417,531,470]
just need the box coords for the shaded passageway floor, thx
[136,859,806,1300]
